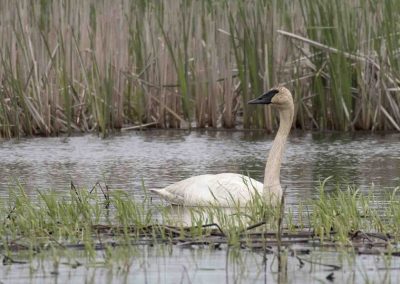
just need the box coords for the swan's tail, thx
[148,188,159,194]
[148,188,183,205]
[148,188,172,199]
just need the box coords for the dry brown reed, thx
[0,0,400,138]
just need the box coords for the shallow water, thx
[2,245,400,284]
[1,130,400,283]
[1,130,399,204]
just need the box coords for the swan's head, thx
[248,86,293,108]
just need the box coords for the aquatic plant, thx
[1,0,400,138]
[1,179,400,264]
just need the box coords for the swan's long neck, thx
[263,106,293,202]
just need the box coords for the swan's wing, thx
[151,173,263,206]
[150,174,214,205]
[207,173,263,205]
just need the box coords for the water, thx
[2,245,400,283]
[1,130,399,203]
[0,130,400,283]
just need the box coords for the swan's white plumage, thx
[150,86,293,207]
[150,173,263,207]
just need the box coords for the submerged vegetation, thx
[1,0,400,138]
[1,179,400,269]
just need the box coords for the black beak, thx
[248,89,279,105]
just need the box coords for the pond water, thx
[1,130,399,203]
[0,130,400,283]
[2,245,400,284]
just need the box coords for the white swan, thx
[150,86,294,206]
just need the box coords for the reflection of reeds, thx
[1,1,400,138]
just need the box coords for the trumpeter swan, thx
[150,86,294,206]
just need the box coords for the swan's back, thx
[150,173,263,207]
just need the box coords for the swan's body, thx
[150,87,294,206]
[151,173,263,206]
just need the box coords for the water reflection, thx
[0,131,399,204]
[2,243,400,283]
[162,205,250,227]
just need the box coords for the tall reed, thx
[0,0,400,138]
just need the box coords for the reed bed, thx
[1,180,400,267]
[1,0,400,138]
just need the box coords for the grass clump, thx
[311,178,376,243]
[1,179,400,266]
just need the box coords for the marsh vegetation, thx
[1,0,400,138]
[1,179,400,283]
